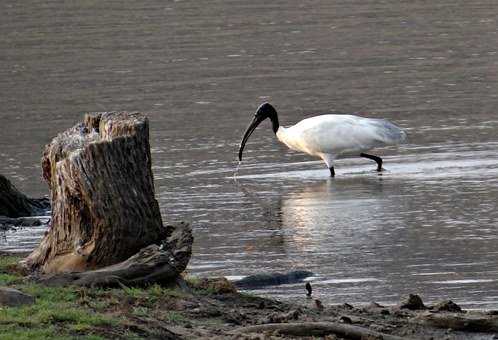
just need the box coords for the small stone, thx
[174,300,199,311]
[31,219,42,226]
[315,299,324,311]
[0,287,35,306]
[224,309,246,325]
[363,301,388,314]
[399,294,426,310]
[339,316,352,324]
[194,277,237,294]
[393,309,410,318]
[267,309,300,323]
[362,335,383,340]
[432,300,463,313]
[368,301,385,309]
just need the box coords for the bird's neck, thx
[269,113,279,134]
[275,125,287,144]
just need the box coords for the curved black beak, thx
[238,115,265,161]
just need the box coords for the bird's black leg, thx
[305,282,312,297]
[329,166,335,177]
[360,153,383,172]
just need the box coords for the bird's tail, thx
[371,119,407,145]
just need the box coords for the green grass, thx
[0,255,24,285]
[163,311,187,323]
[0,256,213,339]
[0,288,120,339]
[0,292,117,325]
[21,284,79,303]
[0,325,71,340]
[0,256,119,338]
[185,276,200,286]
[122,286,145,299]
[120,283,186,306]
[0,255,22,270]
[131,306,150,318]
[0,273,20,285]
[148,283,186,298]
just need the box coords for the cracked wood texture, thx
[25,112,165,273]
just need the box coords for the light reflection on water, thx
[184,139,498,308]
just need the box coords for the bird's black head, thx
[238,102,280,161]
[255,102,279,132]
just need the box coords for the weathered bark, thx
[416,312,498,333]
[0,174,49,218]
[24,112,166,273]
[38,222,192,288]
[232,322,408,340]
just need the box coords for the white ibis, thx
[238,103,407,177]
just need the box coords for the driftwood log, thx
[416,311,498,333]
[39,222,192,288]
[24,112,174,275]
[234,270,313,289]
[232,322,409,340]
[0,174,49,218]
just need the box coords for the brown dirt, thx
[113,278,498,339]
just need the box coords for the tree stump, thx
[24,112,168,274]
[0,174,50,218]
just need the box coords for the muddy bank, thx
[90,284,498,339]
[0,253,497,340]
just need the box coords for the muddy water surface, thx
[1,0,498,308]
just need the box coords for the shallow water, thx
[1,0,498,308]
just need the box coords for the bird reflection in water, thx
[276,178,386,254]
[234,175,388,273]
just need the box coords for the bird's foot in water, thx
[329,167,335,177]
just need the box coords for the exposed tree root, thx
[416,311,498,333]
[232,321,409,339]
[37,222,192,288]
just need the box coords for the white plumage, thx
[276,114,406,169]
[238,103,407,176]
